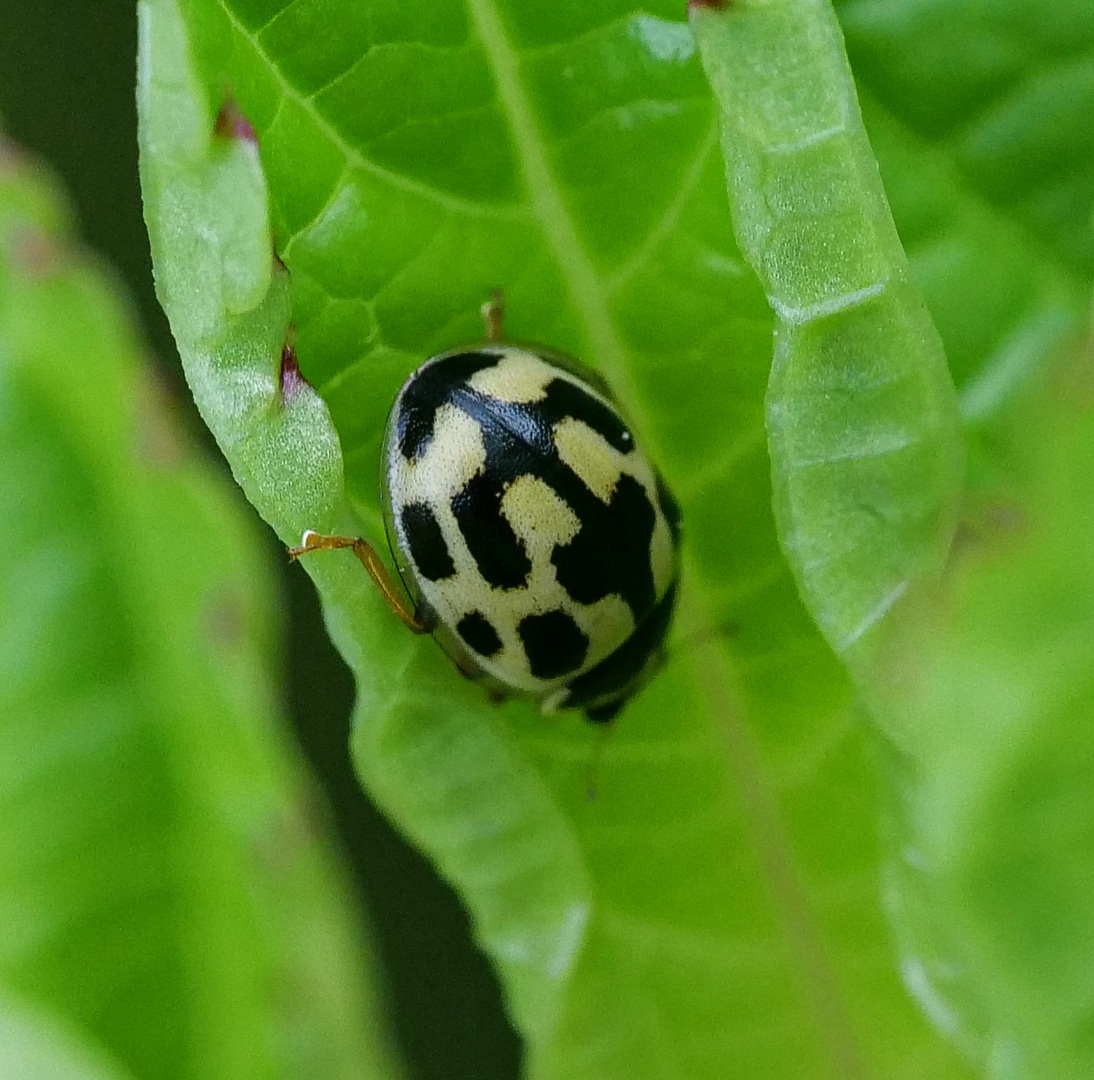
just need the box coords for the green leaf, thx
[873,363,1094,1078]
[693,1,1094,1074]
[837,0,1094,282]
[0,991,133,1080]
[138,0,983,1077]
[855,94,1087,432]
[837,0,1094,446]
[834,5,1094,1073]
[0,139,402,1079]
[690,0,962,668]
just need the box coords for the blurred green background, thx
[0,3,521,1077]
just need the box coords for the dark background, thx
[0,5,520,1078]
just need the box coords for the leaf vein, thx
[607,114,720,295]
[215,0,527,219]
[517,13,638,60]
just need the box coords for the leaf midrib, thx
[463,0,867,1073]
[460,0,642,415]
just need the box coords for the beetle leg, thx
[288,530,433,634]
[480,288,505,342]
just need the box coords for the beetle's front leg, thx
[288,530,434,634]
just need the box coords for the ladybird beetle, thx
[291,294,681,722]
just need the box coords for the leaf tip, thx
[279,335,313,399]
[213,97,258,144]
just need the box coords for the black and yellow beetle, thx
[291,295,680,722]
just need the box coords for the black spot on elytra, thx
[518,610,589,680]
[400,503,455,581]
[565,580,678,721]
[397,351,502,460]
[449,382,653,610]
[551,472,656,615]
[451,473,532,588]
[541,377,633,453]
[456,611,503,657]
